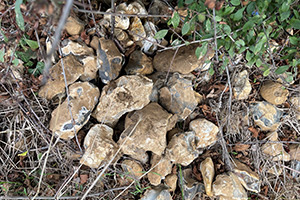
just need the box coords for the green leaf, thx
[154,29,168,39]
[290,37,298,45]
[275,65,289,74]
[208,66,214,75]
[256,58,262,67]
[290,18,300,29]
[246,50,253,61]
[28,61,44,77]
[0,48,5,62]
[15,0,25,31]
[263,67,270,76]
[171,12,180,29]
[197,13,206,23]
[232,7,246,21]
[222,24,231,35]
[205,19,211,32]
[171,38,181,46]
[223,6,235,16]
[195,42,208,59]
[236,39,245,47]
[231,0,240,6]
[24,38,39,50]
[280,11,290,21]
[243,20,255,31]
[185,0,194,4]
[182,22,190,35]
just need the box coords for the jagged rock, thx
[232,159,260,193]
[125,50,153,75]
[49,82,100,140]
[165,174,178,192]
[80,124,119,168]
[97,38,123,84]
[39,55,84,99]
[290,96,300,120]
[104,9,130,30]
[159,73,198,120]
[61,40,94,57]
[250,101,283,131]
[166,131,199,166]
[141,187,172,200]
[260,81,289,105]
[200,157,214,196]
[64,16,84,36]
[233,70,252,100]
[266,131,278,141]
[118,103,173,161]
[194,92,204,104]
[90,36,100,50]
[149,0,171,24]
[189,118,219,148]
[262,141,290,161]
[129,17,146,42]
[142,21,161,55]
[181,168,205,200]
[127,1,147,14]
[121,159,144,179]
[289,144,300,161]
[79,56,98,81]
[114,28,134,48]
[213,172,248,200]
[147,154,173,186]
[93,75,153,126]
[153,43,214,74]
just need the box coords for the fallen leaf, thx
[248,126,259,138]
[80,174,89,184]
[205,0,216,9]
[233,143,250,151]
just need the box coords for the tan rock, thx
[250,101,283,131]
[61,40,94,57]
[39,55,84,100]
[50,82,100,140]
[90,36,100,50]
[125,50,153,75]
[80,124,119,168]
[141,188,172,200]
[127,2,147,15]
[114,28,134,48]
[232,159,260,193]
[149,0,171,24]
[266,131,278,141]
[147,154,173,186]
[153,43,214,74]
[80,56,98,81]
[260,81,289,105]
[200,157,214,196]
[194,92,204,104]
[121,159,144,179]
[234,70,252,100]
[290,96,300,120]
[189,118,219,148]
[64,16,84,35]
[93,75,153,126]
[129,17,146,42]
[289,144,300,161]
[213,172,247,200]
[165,174,177,192]
[119,103,172,161]
[104,9,130,30]
[181,168,205,200]
[262,141,290,161]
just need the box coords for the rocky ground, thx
[0,0,300,199]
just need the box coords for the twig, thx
[164,47,179,84]
[212,8,218,62]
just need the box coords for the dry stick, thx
[213,8,218,62]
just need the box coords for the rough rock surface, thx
[39,55,84,100]
[153,43,214,74]
[114,28,134,47]
[80,124,119,168]
[266,131,278,141]
[93,75,153,126]
[290,96,300,120]
[64,16,84,36]
[141,188,172,200]
[125,50,153,75]
[79,56,98,81]
[142,21,160,55]
[181,168,205,200]
[166,131,199,166]
[260,81,289,105]
[262,141,290,161]
[233,70,252,100]
[121,159,144,179]
[200,157,214,196]
[147,154,173,186]
[118,103,173,161]
[250,101,283,131]
[104,9,129,30]
[129,16,146,41]
[189,118,219,148]
[49,82,100,140]
[213,172,247,200]
[61,40,94,57]
[165,174,178,192]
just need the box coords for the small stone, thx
[232,159,260,193]
[290,96,300,120]
[127,1,147,15]
[266,131,278,141]
[93,75,153,126]
[125,50,153,75]
[189,118,219,149]
[119,103,173,161]
[233,70,252,100]
[288,144,300,161]
[64,16,84,36]
[149,0,171,24]
[121,159,144,179]
[79,56,98,81]
[213,172,247,200]
[262,141,290,161]
[165,174,178,192]
[250,101,283,131]
[200,157,214,196]
[39,55,84,100]
[114,28,134,48]
[104,9,130,30]
[194,92,204,104]
[61,40,94,57]
[147,154,173,186]
[49,82,100,140]
[166,131,199,166]
[90,36,100,50]
[97,38,124,84]
[142,21,160,55]
[181,168,205,200]
[153,43,214,74]
[260,81,289,105]
[141,187,172,200]
[129,17,146,42]
[80,124,119,168]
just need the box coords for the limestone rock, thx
[166,131,199,166]
[213,172,247,200]
[260,81,289,105]
[200,157,214,196]
[79,56,98,81]
[97,38,124,84]
[121,159,144,179]
[127,1,147,15]
[93,75,153,126]
[142,21,160,55]
[49,82,100,140]
[189,118,219,148]
[147,154,173,186]
[262,141,290,161]
[232,159,260,193]
[141,188,172,200]
[39,55,84,100]
[104,9,130,30]
[114,28,134,48]
[233,70,252,100]
[194,92,204,104]
[80,124,119,168]
[118,103,173,161]
[250,101,283,131]
[125,50,153,75]
[64,16,84,36]
[149,0,171,24]
[266,131,278,141]
[129,17,146,42]
[153,43,214,74]
[290,96,300,120]
[181,168,205,200]
[61,40,94,57]
[165,174,178,192]
[90,36,100,50]
[289,144,300,161]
